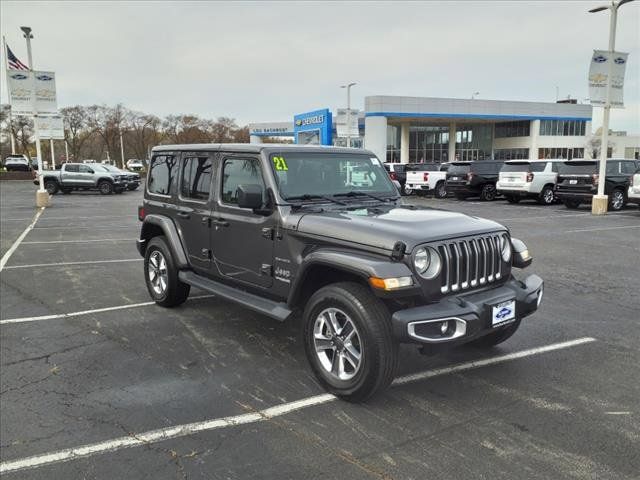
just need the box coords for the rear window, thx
[406,163,438,171]
[448,163,471,174]
[502,162,547,173]
[558,162,597,175]
[472,162,503,174]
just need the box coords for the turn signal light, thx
[369,276,413,291]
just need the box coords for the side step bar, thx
[178,271,292,322]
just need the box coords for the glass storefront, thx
[386,124,493,163]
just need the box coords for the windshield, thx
[269,152,397,200]
[558,162,597,174]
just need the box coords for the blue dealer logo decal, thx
[593,55,607,63]
[614,57,626,65]
[496,307,513,320]
[35,74,53,81]
[10,73,28,80]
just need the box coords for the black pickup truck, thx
[136,145,543,400]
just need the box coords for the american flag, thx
[6,45,29,70]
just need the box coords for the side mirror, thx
[511,238,532,269]
[237,184,263,209]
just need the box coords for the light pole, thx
[119,126,125,168]
[588,0,635,214]
[341,82,356,147]
[21,26,48,205]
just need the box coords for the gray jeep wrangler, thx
[137,144,543,401]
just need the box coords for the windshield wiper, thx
[334,191,397,202]
[285,194,347,205]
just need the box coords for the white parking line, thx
[0,337,596,474]
[2,259,142,270]
[21,238,136,245]
[3,215,137,221]
[0,208,45,273]
[0,295,215,325]
[564,225,640,233]
[32,225,135,230]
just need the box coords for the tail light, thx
[592,174,599,186]
[631,175,636,187]
[526,172,534,182]
[423,172,429,182]
[466,172,474,182]
[389,171,398,181]
[138,205,145,221]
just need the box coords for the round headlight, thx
[413,247,442,279]
[500,234,512,262]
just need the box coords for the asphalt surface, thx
[1,181,639,479]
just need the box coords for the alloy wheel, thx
[611,191,624,210]
[313,308,362,381]
[148,250,168,296]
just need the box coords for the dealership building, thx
[248,95,608,163]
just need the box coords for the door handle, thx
[177,212,190,219]
[212,218,229,227]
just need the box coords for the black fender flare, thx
[138,214,189,268]
[96,177,114,184]
[287,249,415,306]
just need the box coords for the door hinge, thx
[201,248,212,259]
[260,264,273,276]
[261,227,274,240]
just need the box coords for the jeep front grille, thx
[437,234,504,294]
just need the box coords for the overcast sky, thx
[1,1,639,132]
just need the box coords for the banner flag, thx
[36,114,65,140]
[589,50,629,108]
[5,70,58,115]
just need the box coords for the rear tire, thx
[303,282,398,402]
[479,183,497,201]
[144,236,190,307]
[563,198,581,209]
[538,186,555,205]
[98,180,114,195]
[468,320,521,348]
[435,181,447,199]
[609,189,626,211]
[44,180,59,195]
[506,195,520,204]
[404,186,413,196]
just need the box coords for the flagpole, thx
[2,36,17,155]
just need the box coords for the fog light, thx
[440,321,449,335]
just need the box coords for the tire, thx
[506,195,520,204]
[61,187,73,195]
[479,184,497,201]
[44,179,59,195]
[609,189,626,211]
[303,282,398,402]
[403,186,413,196]
[144,236,190,307]
[435,181,447,199]
[538,186,555,205]
[98,180,114,195]
[469,320,521,348]
[563,198,581,209]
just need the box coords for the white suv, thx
[628,168,640,206]
[497,160,562,205]
[3,155,30,171]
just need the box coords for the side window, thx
[551,162,559,173]
[621,161,636,174]
[79,165,92,173]
[605,161,619,175]
[148,155,177,195]
[181,156,213,201]
[221,158,265,205]
[65,164,79,173]
[531,162,546,172]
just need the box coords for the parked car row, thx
[385,158,640,210]
[33,162,141,195]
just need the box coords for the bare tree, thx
[127,112,163,160]
[60,106,93,162]
[86,104,129,167]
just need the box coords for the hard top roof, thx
[151,143,374,156]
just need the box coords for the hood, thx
[295,205,505,251]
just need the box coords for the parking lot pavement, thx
[1,182,639,479]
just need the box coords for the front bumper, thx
[391,274,543,346]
